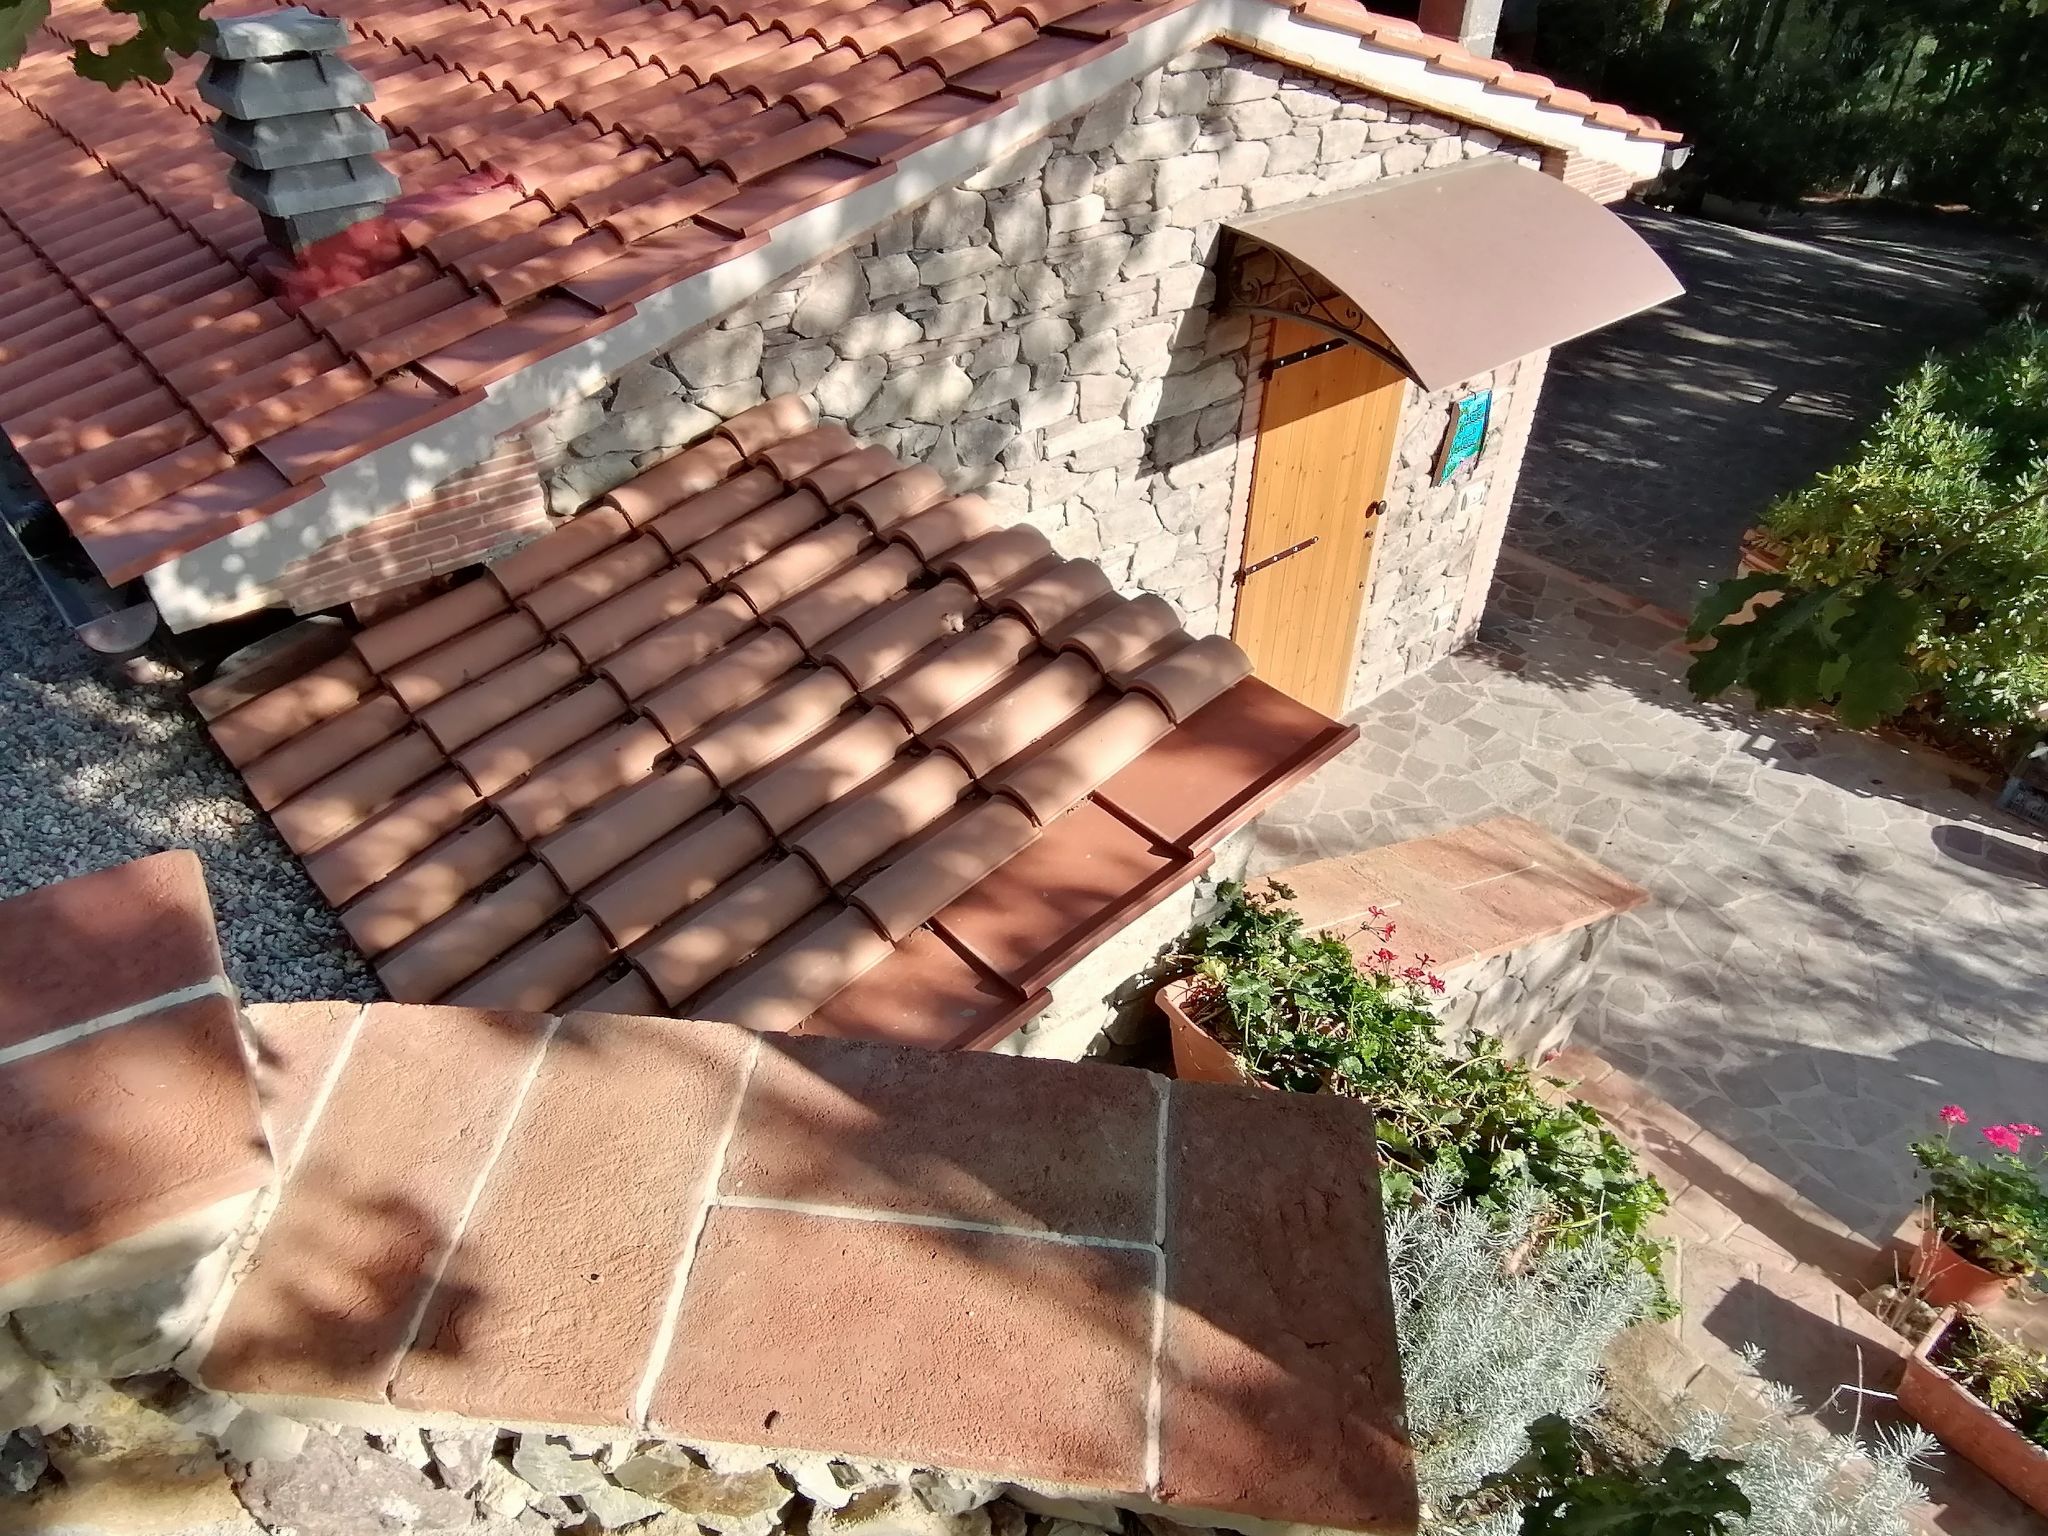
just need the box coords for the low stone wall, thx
[1434,918,1613,1063]
[1261,814,1649,1062]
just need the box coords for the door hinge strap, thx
[1262,337,1347,376]
[1235,536,1318,583]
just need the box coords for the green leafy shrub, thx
[1687,320,2048,748]
[1507,1416,1750,1536]
[1910,1105,2048,1280]
[1938,1313,2048,1450]
[1182,882,1670,1295]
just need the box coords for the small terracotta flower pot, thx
[1913,1223,2018,1309]
[1156,977,1251,1087]
[1898,1309,2048,1518]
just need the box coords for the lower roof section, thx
[195,395,1355,1045]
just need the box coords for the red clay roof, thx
[0,0,1677,587]
[196,396,1356,1043]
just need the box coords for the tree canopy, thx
[1,0,207,85]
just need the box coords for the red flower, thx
[2017,1123,2044,1138]
[1940,1105,1969,1126]
[1984,1125,2025,1155]
[1374,948,1396,965]
[1426,974,1446,993]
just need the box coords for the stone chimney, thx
[197,8,398,253]
[1417,0,1503,57]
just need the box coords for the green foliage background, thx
[1686,320,2048,743]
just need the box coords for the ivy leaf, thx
[0,0,51,69]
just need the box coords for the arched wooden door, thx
[1229,318,1407,716]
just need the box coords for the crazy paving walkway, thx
[1257,554,2048,1253]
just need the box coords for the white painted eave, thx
[145,0,1676,629]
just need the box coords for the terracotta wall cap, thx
[601,437,745,525]
[718,393,818,458]
[790,753,971,885]
[847,797,1038,941]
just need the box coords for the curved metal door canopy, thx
[1216,158,1685,391]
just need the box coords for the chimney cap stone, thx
[201,7,350,61]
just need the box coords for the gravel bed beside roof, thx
[0,536,376,1004]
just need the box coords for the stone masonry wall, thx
[1350,349,1542,703]
[530,45,1551,709]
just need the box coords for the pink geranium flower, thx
[1984,1125,2025,1155]
[1940,1105,1969,1126]
[2016,1123,2043,1137]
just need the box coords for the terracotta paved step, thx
[194,1003,1416,1533]
[0,852,270,1307]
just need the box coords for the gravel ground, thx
[0,535,378,1004]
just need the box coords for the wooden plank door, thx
[1229,318,1407,715]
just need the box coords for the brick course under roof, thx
[0,0,1677,587]
[199,396,1356,1043]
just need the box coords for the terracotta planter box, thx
[1156,977,1251,1087]
[1912,1223,2017,1310]
[1899,1309,2048,1518]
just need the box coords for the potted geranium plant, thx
[1908,1106,2048,1307]
[1899,1308,2048,1515]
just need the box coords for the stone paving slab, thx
[1259,555,2048,1247]
[193,1006,1418,1533]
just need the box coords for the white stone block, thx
[914,187,988,248]
[609,359,682,412]
[1043,153,1093,202]
[1017,382,1079,434]
[1018,315,1075,364]
[1221,97,1291,139]
[864,254,919,301]
[815,355,887,420]
[791,252,863,339]
[1156,359,1239,420]
[1211,66,1277,105]
[857,360,974,430]
[1111,115,1197,163]
[915,246,1001,287]
[989,192,1048,265]
[1122,227,1194,278]
[1047,193,1105,235]
[835,309,923,360]
[1152,152,1217,206]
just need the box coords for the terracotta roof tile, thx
[208,402,1348,1027]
